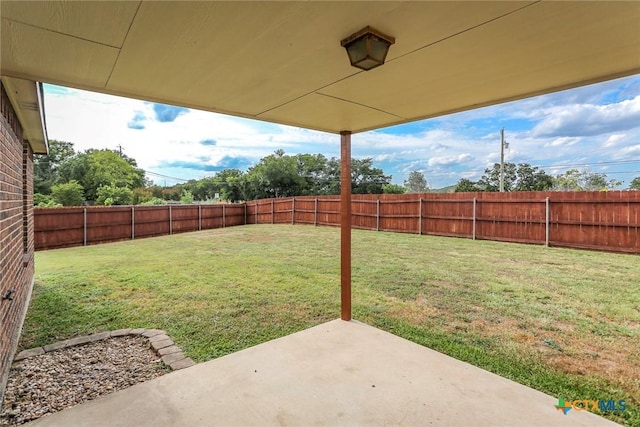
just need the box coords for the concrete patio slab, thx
[27,320,618,426]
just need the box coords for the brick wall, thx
[0,82,35,402]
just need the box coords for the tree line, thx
[454,163,635,192]
[34,142,427,206]
[34,140,638,207]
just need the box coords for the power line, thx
[532,159,640,169]
[142,168,393,186]
[144,170,191,182]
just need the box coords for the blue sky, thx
[43,73,640,189]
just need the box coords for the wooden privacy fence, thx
[244,191,640,253]
[34,204,245,250]
[35,191,639,253]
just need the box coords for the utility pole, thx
[116,144,123,156]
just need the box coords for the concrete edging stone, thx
[13,329,196,371]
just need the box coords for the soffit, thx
[1,1,638,134]
[1,76,48,154]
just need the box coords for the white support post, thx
[83,208,87,246]
[473,198,477,240]
[545,197,550,247]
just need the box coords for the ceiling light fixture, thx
[340,26,395,71]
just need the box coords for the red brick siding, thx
[0,82,35,403]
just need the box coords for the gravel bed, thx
[0,336,170,426]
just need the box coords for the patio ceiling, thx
[2,1,639,135]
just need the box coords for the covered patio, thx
[2,1,639,425]
[28,320,616,426]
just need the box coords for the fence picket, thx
[472,198,476,240]
[83,208,87,246]
[545,197,549,247]
[418,198,422,235]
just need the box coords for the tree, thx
[583,173,620,191]
[215,169,246,202]
[57,152,90,188]
[34,193,59,207]
[553,169,621,191]
[295,153,333,195]
[33,140,76,195]
[145,151,395,202]
[58,149,146,202]
[96,185,133,205]
[404,171,428,193]
[51,180,85,206]
[474,163,553,192]
[132,187,154,205]
[140,197,167,206]
[382,183,406,194]
[350,158,391,194]
[180,190,195,204]
[514,163,554,191]
[184,178,218,201]
[553,169,582,191]
[478,162,517,191]
[454,178,480,192]
[630,177,640,190]
[245,150,305,199]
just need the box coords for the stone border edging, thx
[13,329,196,371]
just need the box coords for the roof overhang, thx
[1,1,639,134]
[1,76,48,154]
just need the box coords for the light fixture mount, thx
[341,26,395,71]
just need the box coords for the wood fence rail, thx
[35,191,639,253]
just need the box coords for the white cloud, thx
[428,153,473,167]
[544,137,581,148]
[615,144,640,157]
[604,134,626,147]
[530,96,640,138]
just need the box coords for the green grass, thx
[23,225,639,425]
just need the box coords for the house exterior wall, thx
[0,82,35,402]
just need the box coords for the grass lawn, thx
[23,225,639,425]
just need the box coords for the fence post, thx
[223,205,226,228]
[199,204,202,231]
[169,205,173,235]
[314,198,318,226]
[131,206,135,240]
[292,198,295,225]
[244,204,247,225]
[83,208,87,246]
[545,197,550,247]
[271,200,274,224]
[376,199,380,232]
[255,202,258,224]
[418,198,422,235]
[472,198,477,240]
